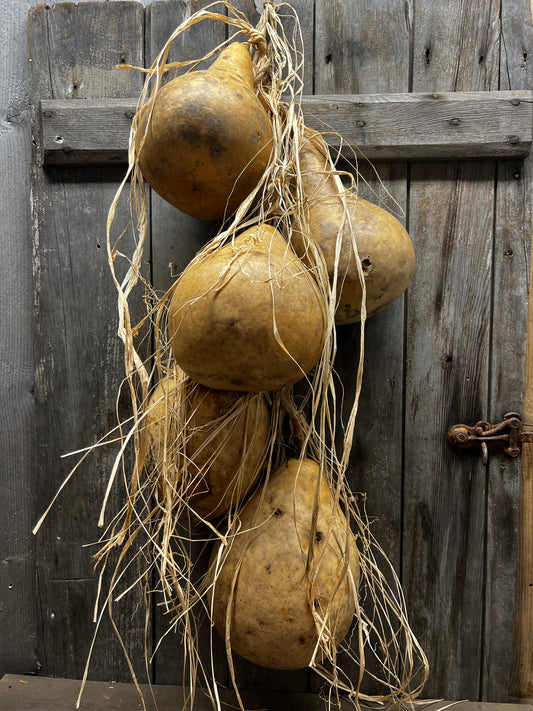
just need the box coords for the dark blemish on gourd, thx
[207,136,223,160]
[298,636,306,645]
[362,258,373,275]
[182,124,202,149]
[266,564,272,574]
[273,508,283,517]
[315,531,324,544]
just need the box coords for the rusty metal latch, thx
[447,412,533,464]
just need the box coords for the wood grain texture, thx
[38,91,533,165]
[405,161,494,699]
[14,0,531,703]
[145,0,229,689]
[28,1,149,682]
[0,0,38,679]
[405,0,501,700]
[503,0,533,701]
[314,0,410,697]
[485,155,529,701]
[2,674,533,711]
[0,105,37,676]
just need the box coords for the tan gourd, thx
[135,43,273,220]
[144,370,269,521]
[293,129,415,323]
[209,458,359,669]
[167,224,327,392]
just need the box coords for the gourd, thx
[209,458,359,669]
[167,223,327,392]
[293,129,415,323]
[144,370,270,521]
[135,43,273,221]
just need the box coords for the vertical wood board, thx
[145,0,230,689]
[28,1,150,683]
[405,0,501,700]
[313,0,411,696]
[500,0,533,701]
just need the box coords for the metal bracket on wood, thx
[447,413,533,464]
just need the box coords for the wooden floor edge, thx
[1,674,533,711]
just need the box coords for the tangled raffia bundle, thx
[43,2,429,709]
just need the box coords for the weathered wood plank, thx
[3,674,532,711]
[314,0,411,698]
[38,90,533,165]
[0,111,37,677]
[405,0,501,700]
[486,155,529,701]
[28,0,149,682]
[500,0,533,702]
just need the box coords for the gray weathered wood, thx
[485,154,528,701]
[0,98,37,675]
[28,1,149,682]
[404,0,501,700]
[3,674,532,711]
[500,0,533,702]
[38,90,533,165]
[314,0,411,697]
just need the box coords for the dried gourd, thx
[135,43,272,221]
[144,370,269,521]
[209,458,359,669]
[293,129,415,323]
[168,223,327,392]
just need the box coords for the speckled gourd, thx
[208,458,360,669]
[144,370,270,521]
[135,43,273,220]
[167,224,327,392]
[293,129,415,323]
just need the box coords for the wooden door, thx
[28,0,533,702]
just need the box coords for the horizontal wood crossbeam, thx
[2,675,533,711]
[39,90,533,166]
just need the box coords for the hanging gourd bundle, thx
[81,2,430,710]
